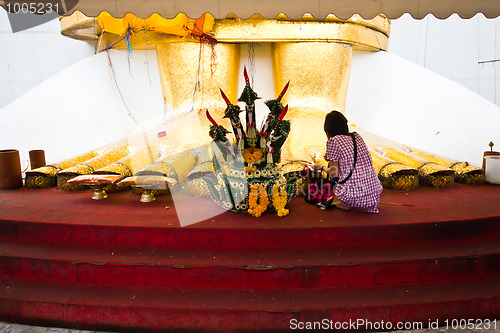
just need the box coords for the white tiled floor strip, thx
[1,321,500,333]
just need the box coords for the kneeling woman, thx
[312,111,383,213]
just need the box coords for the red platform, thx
[0,184,499,332]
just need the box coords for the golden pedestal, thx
[60,13,389,121]
[91,186,108,200]
[60,12,390,172]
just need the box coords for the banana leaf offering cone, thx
[25,150,100,189]
[407,149,485,185]
[370,151,419,191]
[379,147,455,188]
[57,146,130,191]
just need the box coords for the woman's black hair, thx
[324,110,349,139]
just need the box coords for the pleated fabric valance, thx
[2,0,500,20]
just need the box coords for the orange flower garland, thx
[243,147,263,165]
[248,184,269,218]
[272,184,289,217]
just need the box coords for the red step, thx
[2,217,498,250]
[0,185,499,331]
[0,240,499,289]
[4,217,500,250]
[0,275,499,332]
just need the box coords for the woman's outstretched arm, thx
[311,162,339,178]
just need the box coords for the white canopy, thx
[2,0,500,20]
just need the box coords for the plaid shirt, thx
[325,132,383,213]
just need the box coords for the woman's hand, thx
[311,162,340,178]
[311,163,325,172]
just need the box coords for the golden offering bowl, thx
[117,175,178,203]
[137,188,156,203]
[67,174,123,200]
[90,185,108,200]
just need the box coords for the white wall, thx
[389,13,500,106]
[0,49,164,166]
[346,51,500,167]
[0,8,94,109]
[2,9,500,109]
[1,10,499,168]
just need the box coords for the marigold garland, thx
[244,165,257,172]
[272,184,289,217]
[243,147,263,164]
[248,184,269,218]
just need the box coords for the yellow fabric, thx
[196,13,215,36]
[96,12,214,37]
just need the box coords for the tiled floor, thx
[1,321,499,333]
[0,322,108,333]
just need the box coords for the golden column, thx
[271,41,354,161]
[154,39,241,151]
[212,14,390,161]
[155,40,240,114]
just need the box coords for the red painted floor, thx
[0,183,499,228]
